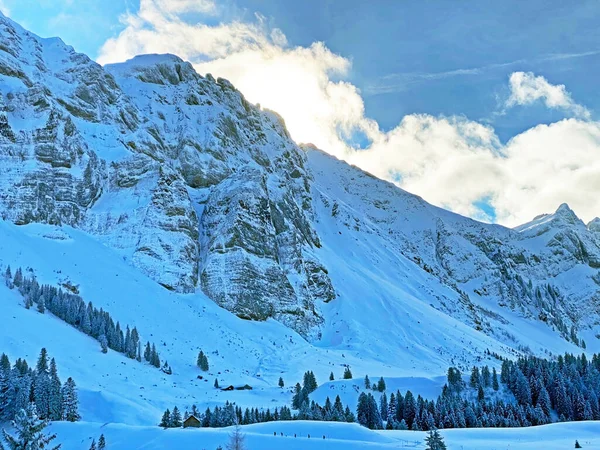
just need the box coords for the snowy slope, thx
[0,214,585,427]
[40,420,600,450]
[0,220,333,424]
[0,219,505,425]
[307,148,600,355]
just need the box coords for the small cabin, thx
[221,385,235,391]
[183,415,201,428]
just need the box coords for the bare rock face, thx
[0,107,104,226]
[199,167,318,332]
[132,167,199,293]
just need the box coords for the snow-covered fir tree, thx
[425,429,447,450]
[0,403,60,450]
[61,377,80,422]
[196,351,209,371]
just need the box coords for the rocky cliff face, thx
[0,14,333,336]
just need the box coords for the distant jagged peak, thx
[515,202,585,234]
[587,217,600,232]
[552,202,583,225]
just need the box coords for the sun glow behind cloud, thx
[98,0,600,227]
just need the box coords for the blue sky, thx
[4,0,600,225]
[7,0,599,141]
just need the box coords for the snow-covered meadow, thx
[47,420,600,450]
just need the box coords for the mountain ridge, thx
[0,10,599,358]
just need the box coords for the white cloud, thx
[506,71,591,119]
[97,2,600,227]
[156,0,216,14]
[0,0,10,15]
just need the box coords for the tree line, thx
[6,266,168,372]
[159,395,355,429]
[357,352,600,430]
[0,348,79,423]
[162,352,600,432]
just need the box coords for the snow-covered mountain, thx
[0,12,333,338]
[1,11,600,433]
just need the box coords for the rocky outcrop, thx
[199,167,328,335]
[0,108,104,226]
[132,167,199,293]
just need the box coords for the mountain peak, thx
[588,217,600,232]
[111,53,184,67]
[105,53,198,85]
[555,202,573,214]
[553,202,582,225]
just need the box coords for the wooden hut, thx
[183,415,201,428]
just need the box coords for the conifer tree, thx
[364,375,371,389]
[447,367,463,392]
[377,377,386,392]
[492,367,499,391]
[144,342,152,362]
[470,366,480,388]
[356,392,383,429]
[292,383,303,409]
[302,371,318,393]
[477,385,485,402]
[380,393,388,418]
[403,391,417,429]
[99,334,108,354]
[171,406,182,428]
[36,349,49,374]
[61,377,80,422]
[34,349,51,420]
[1,403,60,450]
[161,361,172,375]
[0,367,11,421]
[329,372,335,381]
[13,268,23,289]
[425,429,447,450]
[160,409,171,428]
[278,377,284,388]
[481,365,491,387]
[151,344,160,368]
[197,351,209,371]
[48,359,62,421]
[37,296,45,314]
[343,367,352,379]
[98,434,106,450]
